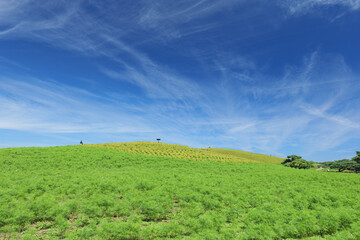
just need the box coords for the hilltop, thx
[85,141,284,164]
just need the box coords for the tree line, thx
[319,151,360,172]
[282,151,360,172]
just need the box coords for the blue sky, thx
[0,0,360,162]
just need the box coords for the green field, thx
[0,144,360,239]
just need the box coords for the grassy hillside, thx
[1,146,360,239]
[85,141,284,164]
[205,148,283,164]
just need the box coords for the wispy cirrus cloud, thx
[204,51,359,157]
[0,78,155,134]
[0,1,214,102]
[301,104,360,129]
[281,0,360,16]
[136,0,244,41]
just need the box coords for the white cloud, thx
[0,1,209,102]
[0,78,155,134]
[228,123,257,134]
[137,0,242,40]
[282,0,360,15]
[301,104,360,129]
[206,51,360,159]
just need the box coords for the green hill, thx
[205,148,284,164]
[85,141,284,164]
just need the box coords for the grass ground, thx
[0,144,359,239]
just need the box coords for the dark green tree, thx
[282,155,303,165]
[330,159,355,172]
[352,151,360,163]
[282,155,314,169]
[320,151,360,172]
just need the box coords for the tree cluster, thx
[281,155,314,169]
[320,151,360,172]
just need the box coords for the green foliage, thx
[320,152,360,172]
[331,159,359,172]
[352,151,360,163]
[282,155,314,169]
[282,155,303,164]
[0,146,359,239]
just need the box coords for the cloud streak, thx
[282,0,360,15]
[0,78,155,134]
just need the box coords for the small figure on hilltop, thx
[156,138,161,143]
[80,140,83,145]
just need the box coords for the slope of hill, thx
[85,141,284,164]
[205,148,283,164]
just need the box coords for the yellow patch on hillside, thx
[85,142,284,164]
